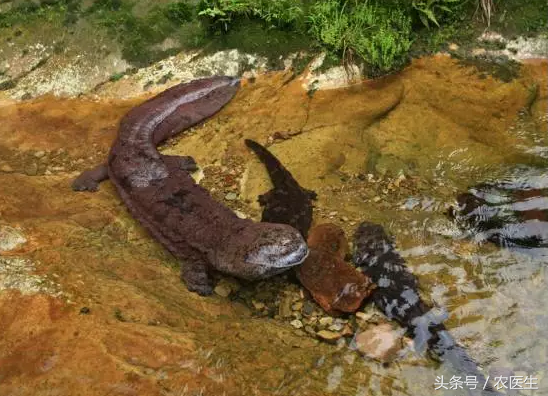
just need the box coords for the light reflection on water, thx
[298,83,547,395]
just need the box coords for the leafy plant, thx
[411,0,463,28]
[197,0,305,31]
[308,1,413,73]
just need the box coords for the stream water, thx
[0,56,546,396]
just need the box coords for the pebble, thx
[290,319,303,329]
[0,164,13,172]
[316,330,342,343]
[302,301,316,316]
[234,210,247,219]
[225,192,238,201]
[213,283,232,298]
[328,322,345,332]
[279,295,293,318]
[319,317,334,327]
[24,162,38,176]
[292,302,303,311]
[373,196,381,202]
[34,150,46,158]
[252,300,265,310]
[354,323,404,362]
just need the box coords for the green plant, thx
[164,2,195,24]
[308,1,413,73]
[411,0,463,28]
[197,0,305,31]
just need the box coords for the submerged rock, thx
[297,224,375,314]
[353,323,405,362]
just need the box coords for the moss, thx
[201,19,312,69]
[488,0,548,36]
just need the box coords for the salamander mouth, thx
[246,238,309,269]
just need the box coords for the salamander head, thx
[217,222,308,280]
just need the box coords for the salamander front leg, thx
[180,255,213,296]
[161,155,198,172]
[72,163,109,192]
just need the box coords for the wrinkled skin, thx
[353,222,501,396]
[72,77,308,295]
[244,139,316,239]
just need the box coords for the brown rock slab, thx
[297,224,375,315]
[298,249,375,314]
[306,223,349,259]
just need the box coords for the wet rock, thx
[297,224,375,314]
[0,225,27,252]
[24,162,38,176]
[306,223,348,259]
[213,279,234,298]
[278,294,293,318]
[301,301,316,317]
[224,192,238,201]
[316,330,342,343]
[0,163,14,173]
[290,319,303,329]
[353,323,405,362]
[319,316,334,327]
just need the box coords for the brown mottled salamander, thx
[72,77,308,295]
[353,222,501,396]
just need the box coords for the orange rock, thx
[297,224,375,314]
[306,223,349,259]
[298,249,375,314]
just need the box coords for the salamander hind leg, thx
[71,163,109,192]
[180,251,214,296]
[161,154,198,172]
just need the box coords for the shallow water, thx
[0,56,547,396]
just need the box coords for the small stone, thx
[355,312,372,321]
[448,43,459,51]
[234,210,247,219]
[224,192,238,201]
[0,163,14,172]
[34,150,46,158]
[302,301,316,316]
[316,330,342,343]
[290,319,303,329]
[354,323,404,362]
[252,300,265,310]
[472,48,487,57]
[328,322,345,332]
[341,324,354,337]
[373,196,381,202]
[292,301,303,311]
[292,312,302,320]
[24,162,38,176]
[279,295,293,318]
[213,282,232,298]
[341,216,349,222]
[394,174,406,187]
[319,317,334,327]
[328,211,338,216]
